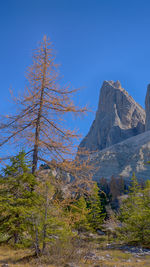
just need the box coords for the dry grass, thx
[83,249,150,267]
[1,239,150,267]
[0,245,54,266]
[0,245,34,266]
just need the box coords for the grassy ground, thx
[81,249,150,267]
[0,246,37,267]
[1,238,150,267]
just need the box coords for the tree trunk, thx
[14,232,19,244]
[32,47,47,175]
[42,185,48,253]
[35,228,41,257]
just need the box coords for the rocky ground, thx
[1,235,150,267]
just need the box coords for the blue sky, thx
[1,0,150,152]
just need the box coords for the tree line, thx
[0,151,106,255]
[0,153,150,253]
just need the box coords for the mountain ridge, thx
[79,81,150,181]
[79,80,145,152]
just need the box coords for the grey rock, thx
[145,84,150,131]
[105,254,111,258]
[96,229,106,235]
[79,80,145,152]
[84,252,96,259]
[84,252,104,261]
[89,130,150,181]
[119,245,150,255]
[96,256,105,260]
[78,81,150,181]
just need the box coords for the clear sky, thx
[1,0,150,150]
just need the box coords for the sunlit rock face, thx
[89,131,150,181]
[77,81,150,181]
[145,84,150,131]
[79,80,145,152]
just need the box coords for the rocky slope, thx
[79,81,150,181]
[145,84,150,131]
[79,80,145,151]
[89,130,150,181]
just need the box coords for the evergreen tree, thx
[99,177,110,195]
[65,196,90,233]
[0,151,37,245]
[129,172,139,194]
[87,183,105,231]
[29,171,74,255]
[118,174,150,246]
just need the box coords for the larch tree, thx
[0,36,87,176]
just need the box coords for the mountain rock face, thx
[145,84,150,131]
[79,80,145,151]
[89,131,150,181]
[77,80,150,181]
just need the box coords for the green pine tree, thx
[118,174,150,246]
[29,172,74,255]
[0,151,37,245]
[65,196,90,234]
[87,183,105,231]
[74,196,90,233]
[129,172,139,194]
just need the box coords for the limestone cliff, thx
[89,130,150,181]
[145,84,150,131]
[79,80,145,151]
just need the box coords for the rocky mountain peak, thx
[145,84,150,131]
[79,80,145,151]
[105,80,122,89]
